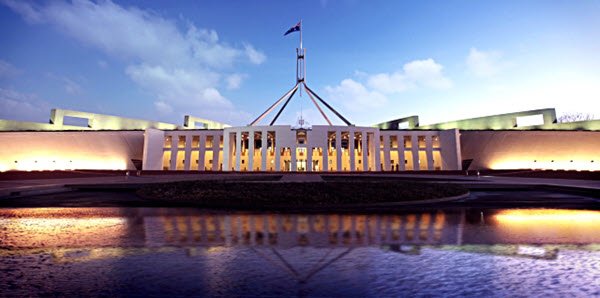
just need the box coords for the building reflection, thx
[143,212,452,248]
[1,208,599,264]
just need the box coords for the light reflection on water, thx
[1,208,599,297]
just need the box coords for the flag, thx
[284,21,301,36]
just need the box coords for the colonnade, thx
[144,126,460,171]
[222,125,382,172]
[379,131,443,171]
[160,131,224,171]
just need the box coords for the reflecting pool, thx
[1,208,599,297]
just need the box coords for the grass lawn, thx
[137,180,468,208]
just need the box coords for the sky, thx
[1,0,599,127]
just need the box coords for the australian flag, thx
[284,21,301,36]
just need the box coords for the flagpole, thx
[300,19,303,49]
[299,19,303,96]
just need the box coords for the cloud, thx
[226,73,246,90]
[0,88,49,121]
[46,73,84,95]
[0,59,21,78]
[367,59,452,93]
[325,58,450,111]
[466,48,507,77]
[2,0,266,124]
[125,64,229,108]
[244,43,266,65]
[403,59,453,89]
[322,58,452,124]
[0,0,43,24]
[367,72,410,93]
[63,77,83,95]
[325,78,388,112]
[154,101,174,114]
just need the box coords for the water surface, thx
[1,208,599,297]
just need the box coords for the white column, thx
[397,134,405,171]
[261,131,267,171]
[170,135,177,170]
[199,135,206,171]
[291,145,297,171]
[212,134,220,171]
[248,130,254,171]
[361,132,368,171]
[307,147,313,172]
[412,134,420,171]
[184,135,192,171]
[382,134,390,171]
[235,131,241,171]
[374,133,381,171]
[322,142,329,172]
[349,131,355,171]
[335,130,342,171]
[274,133,280,171]
[426,135,434,170]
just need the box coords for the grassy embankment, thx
[137,179,468,209]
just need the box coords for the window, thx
[404,136,411,148]
[164,136,172,148]
[178,136,186,148]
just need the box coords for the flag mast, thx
[299,19,303,50]
[297,19,304,96]
[249,20,352,127]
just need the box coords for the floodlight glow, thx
[495,209,600,224]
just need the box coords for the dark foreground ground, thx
[1,189,598,211]
[0,170,598,210]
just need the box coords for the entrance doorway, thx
[296,159,306,172]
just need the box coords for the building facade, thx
[0,107,599,172]
[141,125,461,172]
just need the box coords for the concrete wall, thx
[375,116,419,130]
[142,129,166,170]
[460,130,600,171]
[50,109,179,130]
[375,108,600,131]
[0,108,230,131]
[183,115,230,129]
[0,119,90,131]
[439,129,462,170]
[4,126,595,172]
[0,131,144,171]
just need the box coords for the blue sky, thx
[1,0,599,126]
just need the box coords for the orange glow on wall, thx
[495,209,600,224]
[1,155,128,171]
[489,158,599,171]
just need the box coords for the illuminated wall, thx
[2,108,598,172]
[461,130,600,170]
[0,108,230,131]
[0,131,144,171]
[375,108,600,131]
